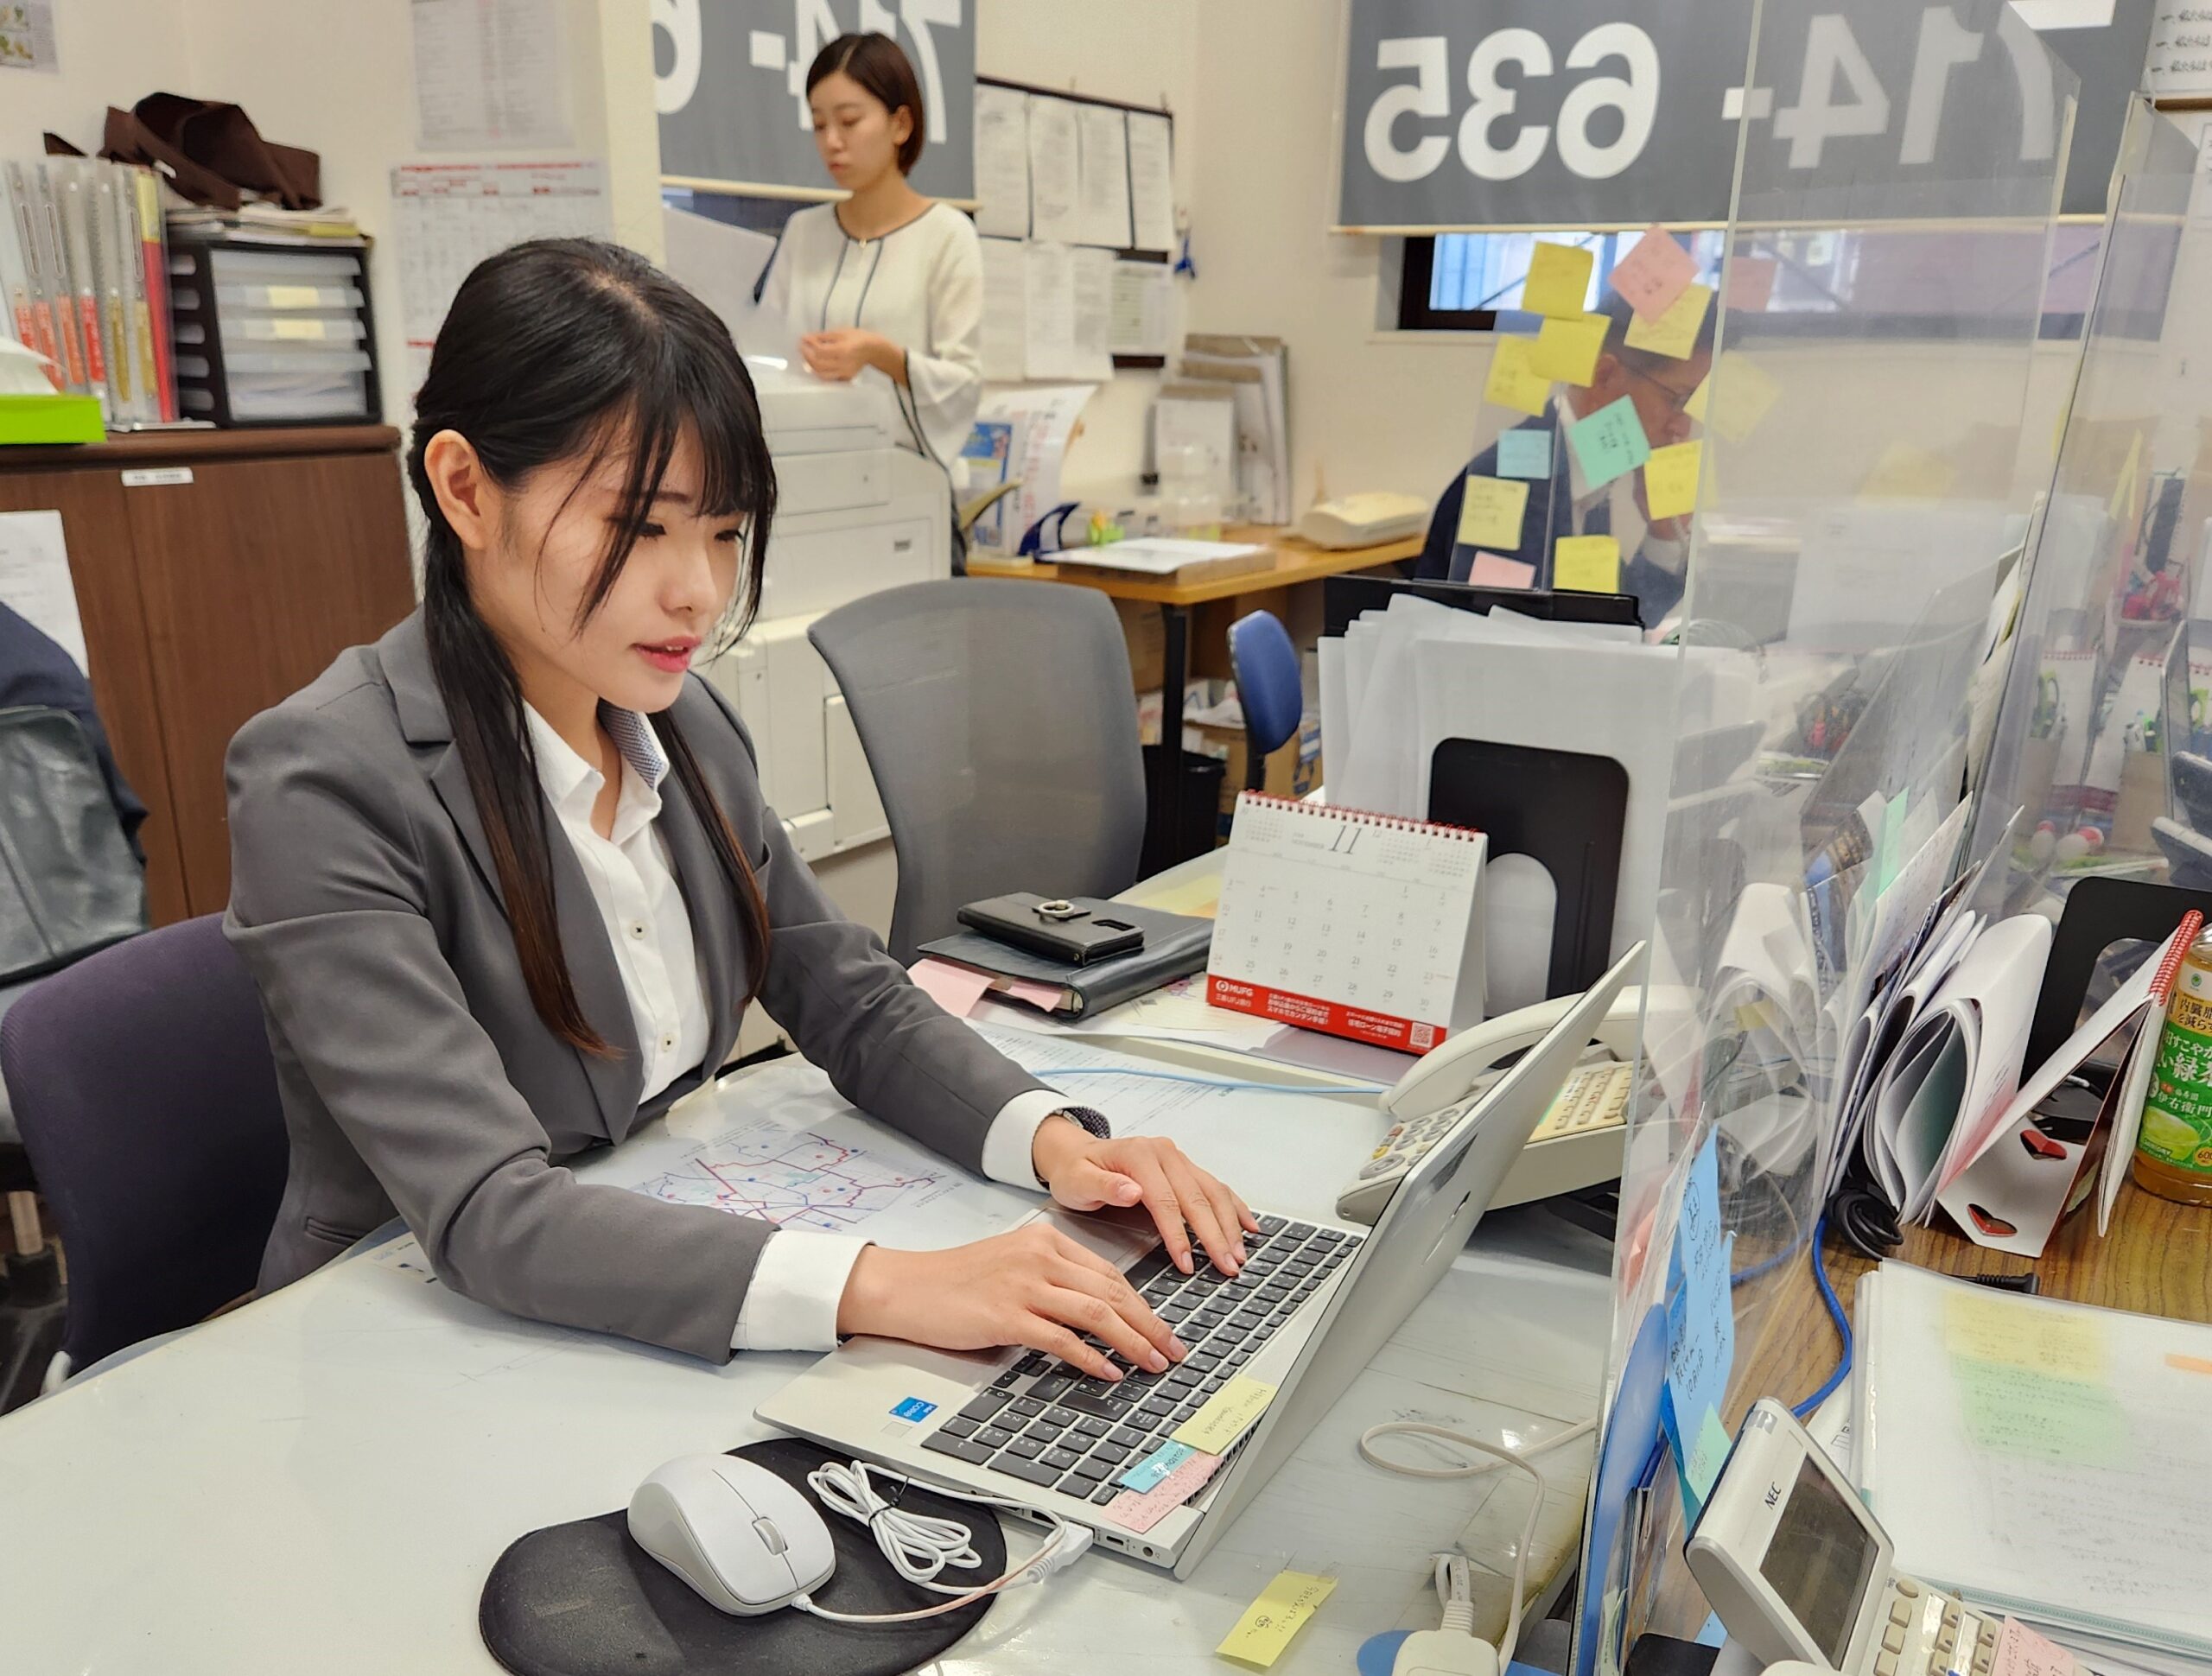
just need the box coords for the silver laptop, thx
[757,943,1645,1578]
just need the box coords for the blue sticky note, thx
[1119,1438,1195,1491]
[1567,395,1652,490]
[890,1397,937,1422]
[1496,428,1554,480]
[1663,1132,1735,1444]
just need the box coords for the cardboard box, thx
[1195,713,1322,837]
[1116,598,1165,694]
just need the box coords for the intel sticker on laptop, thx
[890,1397,938,1422]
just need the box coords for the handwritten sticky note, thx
[908,957,994,1018]
[1860,440,1956,501]
[1217,1570,1337,1667]
[1455,474,1530,550]
[1625,281,1712,361]
[1553,535,1620,594]
[1643,441,1702,521]
[1484,334,1551,417]
[1495,427,1553,480]
[1706,351,1781,442]
[1609,225,1699,321]
[1664,1131,1735,1443]
[1523,240,1595,320]
[1943,1289,2106,1381]
[1532,313,1609,385]
[1173,1372,1276,1453]
[1875,790,1909,895]
[1955,1360,2129,1467]
[1469,552,1536,589]
[1683,376,1709,424]
[1119,1438,1196,1491]
[1567,396,1651,490]
[1102,1446,1222,1532]
[1724,255,1778,314]
[1662,1388,1732,1521]
[1993,1620,2080,1676]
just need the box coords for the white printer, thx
[701,366,951,866]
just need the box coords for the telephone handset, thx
[1335,987,1649,1224]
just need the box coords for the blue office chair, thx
[1228,609,1303,792]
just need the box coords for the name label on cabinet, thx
[120,468,194,487]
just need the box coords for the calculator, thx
[1688,1400,1992,1676]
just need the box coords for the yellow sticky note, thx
[1484,335,1551,417]
[1173,1373,1277,1453]
[1860,439,1956,501]
[264,283,321,308]
[1217,1570,1337,1667]
[270,317,328,341]
[1553,535,1620,594]
[1704,351,1783,443]
[2109,429,2143,522]
[1644,440,1702,520]
[1944,1290,2105,1381]
[1454,474,1530,551]
[1624,281,1712,361]
[1523,241,1595,320]
[1531,313,1608,386]
[1684,376,1709,424]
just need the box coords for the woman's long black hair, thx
[408,237,775,1056]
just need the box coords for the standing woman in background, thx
[760,32,983,481]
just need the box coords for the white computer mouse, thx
[626,1454,837,1616]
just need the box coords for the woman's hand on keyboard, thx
[1032,1123,1260,1278]
[834,1222,1185,1381]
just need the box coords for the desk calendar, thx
[1205,793,1487,1051]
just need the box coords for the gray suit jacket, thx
[225,611,1047,1362]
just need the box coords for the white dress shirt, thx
[525,703,1071,1353]
[760,200,984,474]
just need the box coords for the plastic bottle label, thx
[2144,980,2212,1177]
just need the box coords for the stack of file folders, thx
[1,156,177,429]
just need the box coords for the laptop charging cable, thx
[791,1457,1093,1624]
[1357,1416,1598,1676]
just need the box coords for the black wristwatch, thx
[1036,1104,1111,1185]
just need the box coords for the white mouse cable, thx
[791,1458,1092,1624]
[1357,1416,1597,1670]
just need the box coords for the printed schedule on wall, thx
[1205,794,1487,1053]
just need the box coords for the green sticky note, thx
[1874,790,1909,894]
[1689,1406,1733,1502]
[1496,428,1554,480]
[1955,1358,2130,1467]
[1567,396,1651,490]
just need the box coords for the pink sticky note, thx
[908,958,995,1019]
[1992,1619,2078,1676]
[1001,975,1069,1012]
[1609,225,1699,322]
[1725,254,1778,314]
[1467,552,1535,589]
[1103,1449,1224,1533]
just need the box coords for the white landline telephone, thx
[1335,987,1646,1223]
[1296,490,1431,550]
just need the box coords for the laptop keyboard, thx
[919,1215,1353,1506]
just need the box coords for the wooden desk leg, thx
[1158,603,1190,852]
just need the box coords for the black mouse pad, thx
[480,1438,1008,1676]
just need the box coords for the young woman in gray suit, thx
[224,238,1253,1373]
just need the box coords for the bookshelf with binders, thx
[1,156,178,431]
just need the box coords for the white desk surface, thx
[0,1034,1613,1673]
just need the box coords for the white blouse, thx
[760,200,984,473]
[522,701,1068,1353]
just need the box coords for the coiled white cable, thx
[792,1458,1090,1625]
[1357,1417,1597,1666]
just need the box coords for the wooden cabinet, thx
[0,428,416,924]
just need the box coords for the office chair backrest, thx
[0,706,148,985]
[809,579,1149,965]
[0,915,287,1372]
[1228,610,1302,790]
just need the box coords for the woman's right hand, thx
[835,1222,1186,1382]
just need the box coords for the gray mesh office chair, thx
[809,579,1147,966]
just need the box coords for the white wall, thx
[0,3,189,158]
[972,0,1200,496]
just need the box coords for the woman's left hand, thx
[1032,1117,1261,1278]
[800,327,897,382]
